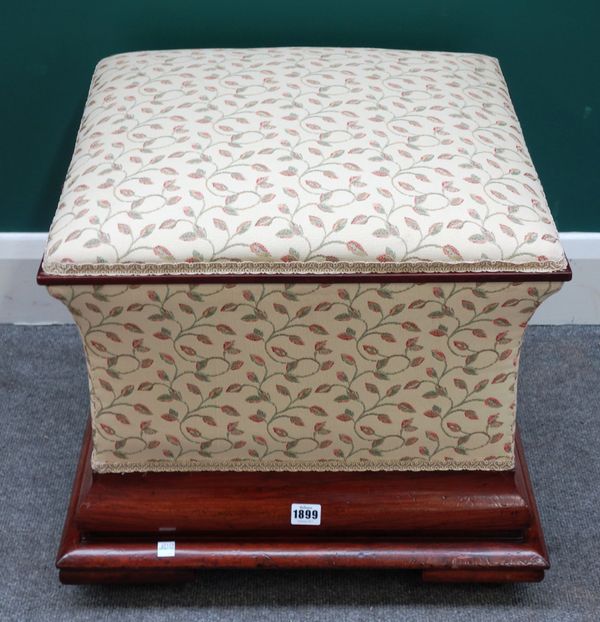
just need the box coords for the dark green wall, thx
[1,0,598,231]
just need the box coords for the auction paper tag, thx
[291,503,321,525]
[157,541,176,558]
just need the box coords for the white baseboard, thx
[1,232,598,325]
[0,233,71,324]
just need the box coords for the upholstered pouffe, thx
[38,48,570,584]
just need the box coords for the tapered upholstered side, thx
[49,280,561,472]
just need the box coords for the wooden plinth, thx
[56,423,549,584]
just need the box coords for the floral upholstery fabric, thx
[43,48,566,277]
[49,281,561,472]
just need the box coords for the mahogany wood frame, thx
[56,423,549,584]
[37,263,572,285]
[42,261,569,585]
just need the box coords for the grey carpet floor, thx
[0,325,599,622]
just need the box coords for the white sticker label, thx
[157,541,176,558]
[291,503,321,525]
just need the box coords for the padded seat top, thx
[42,48,566,277]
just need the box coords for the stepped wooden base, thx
[56,423,549,584]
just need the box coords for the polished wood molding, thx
[422,568,545,583]
[37,261,572,286]
[56,423,549,584]
[77,447,531,537]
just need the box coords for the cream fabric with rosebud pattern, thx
[42,48,567,473]
[49,281,560,472]
[43,48,566,277]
